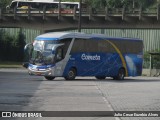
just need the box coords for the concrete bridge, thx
[1,6,160,31]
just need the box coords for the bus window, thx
[98,40,116,53]
[71,38,85,53]
[126,41,143,54]
[85,39,98,52]
[59,38,72,57]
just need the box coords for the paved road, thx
[0,69,160,120]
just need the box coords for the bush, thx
[143,51,160,69]
[0,29,26,62]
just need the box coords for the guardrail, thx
[0,5,160,21]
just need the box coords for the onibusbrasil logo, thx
[1,112,42,118]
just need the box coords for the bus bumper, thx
[28,67,53,76]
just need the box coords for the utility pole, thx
[78,0,82,32]
[58,0,61,20]
[133,0,135,9]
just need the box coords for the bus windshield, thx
[30,40,60,65]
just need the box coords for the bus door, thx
[54,45,64,76]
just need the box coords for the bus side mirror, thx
[6,5,9,10]
[22,62,29,68]
[24,43,33,61]
[24,43,32,50]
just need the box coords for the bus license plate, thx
[36,72,42,75]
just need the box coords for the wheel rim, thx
[68,71,74,78]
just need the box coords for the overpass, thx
[1,6,160,31]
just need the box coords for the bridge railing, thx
[0,7,156,14]
[5,8,76,14]
[125,8,140,14]
[143,8,157,14]
[1,5,160,20]
[108,8,123,14]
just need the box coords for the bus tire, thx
[116,68,125,80]
[95,76,106,80]
[65,68,76,80]
[44,76,55,80]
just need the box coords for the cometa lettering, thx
[81,54,100,61]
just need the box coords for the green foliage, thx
[88,0,106,9]
[0,0,11,8]
[107,0,122,8]
[0,29,26,62]
[143,50,160,69]
[16,30,26,61]
[88,0,156,9]
[150,50,160,69]
[143,52,150,68]
[62,0,79,2]
[0,0,157,10]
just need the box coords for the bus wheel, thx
[95,76,106,80]
[65,68,76,80]
[117,68,125,80]
[44,76,55,80]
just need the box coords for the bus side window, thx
[60,38,72,57]
[71,38,85,53]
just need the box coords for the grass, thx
[0,61,23,68]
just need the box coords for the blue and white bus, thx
[23,32,143,80]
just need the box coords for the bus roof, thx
[35,32,142,41]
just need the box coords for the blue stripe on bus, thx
[35,37,59,41]
[29,64,55,69]
[91,37,141,41]
[35,36,141,41]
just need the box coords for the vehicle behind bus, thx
[7,0,87,14]
[23,32,143,80]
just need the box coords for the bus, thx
[7,0,86,13]
[23,32,143,80]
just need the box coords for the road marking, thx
[95,85,121,120]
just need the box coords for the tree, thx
[137,0,156,8]
[107,0,123,8]
[15,29,26,62]
[126,0,156,9]
[88,0,157,9]
[0,28,26,62]
[0,29,15,61]
[85,0,106,9]
[0,0,12,8]
[62,0,79,2]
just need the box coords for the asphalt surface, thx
[0,68,160,120]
